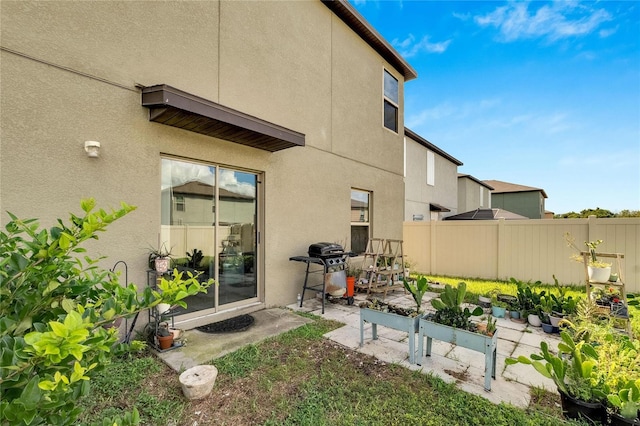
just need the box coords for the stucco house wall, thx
[404,129,461,221]
[457,174,493,213]
[1,1,415,329]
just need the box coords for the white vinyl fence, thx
[403,216,640,293]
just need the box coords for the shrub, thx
[0,199,213,425]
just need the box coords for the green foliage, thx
[185,248,204,269]
[506,331,604,402]
[607,379,640,419]
[403,275,430,311]
[554,207,625,218]
[512,277,545,314]
[0,199,213,425]
[429,282,483,330]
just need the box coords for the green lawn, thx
[78,312,587,426]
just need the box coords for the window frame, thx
[350,188,371,255]
[383,69,399,133]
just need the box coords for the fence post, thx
[497,218,505,280]
[430,219,437,274]
[587,215,597,243]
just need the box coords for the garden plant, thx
[0,199,214,425]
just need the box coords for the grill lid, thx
[308,242,344,257]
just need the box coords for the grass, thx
[424,274,640,335]
[78,313,588,425]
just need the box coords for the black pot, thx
[559,389,606,424]
[609,411,640,426]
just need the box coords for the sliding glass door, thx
[160,158,259,316]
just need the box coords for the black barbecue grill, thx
[289,242,354,314]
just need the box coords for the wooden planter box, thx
[359,308,422,364]
[417,318,498,391]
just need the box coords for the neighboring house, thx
[483,180,548,219]
[404,129,462,221]
[457,174,493,213]
[1,0,416,330]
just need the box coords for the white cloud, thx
[392,34,452,57]
[219,169,255,197]
[474,1,612,42]
[406,98,501,129]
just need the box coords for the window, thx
[351,189,370,254]
[175,195,185,212]
[426,151,435,186]
[383,70,398,132]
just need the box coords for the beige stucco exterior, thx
[404,132,460,222]
[1,1,412,328]
[457,174,493,213]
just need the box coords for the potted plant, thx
[506,331,606,423]
[565,233,612,283]
[148,242,173,274]
[417,282,498,391]
[539,295,556,333]
[478,291,492,308]
[491,298,507,318]
[156,321,174,350]
[607,379,640,425]
[358,276,429,364]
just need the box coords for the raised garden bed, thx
[417,318,498,391]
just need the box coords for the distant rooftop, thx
[483,179,548,198]
[458,174,493,190]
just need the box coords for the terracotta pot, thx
[157,334,173,350]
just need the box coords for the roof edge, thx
[321,0,417,81]
[405,128,463,166]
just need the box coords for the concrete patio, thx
[157,286,561,411]
[287,287,560,410]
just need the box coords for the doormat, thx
[196,314,255,334]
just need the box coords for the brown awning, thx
[141,85,305,152]
[430,203,451,212]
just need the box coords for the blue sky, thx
[351,0,640,214]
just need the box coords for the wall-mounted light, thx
[412,214,424,221]
[84,140,101,158]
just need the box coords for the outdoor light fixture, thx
[84,140,101,158]
[412,214,424,221]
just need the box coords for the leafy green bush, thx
[0,199,213,425]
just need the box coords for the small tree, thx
[0,199,214,425]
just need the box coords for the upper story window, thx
[383,70,398,132]
[426,151,435,186]
[175,195,185,211]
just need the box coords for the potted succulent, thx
[417,282,498,391]
[565,233,612,283]
[491,298,508,318]
[506,331,606,423]
[148,242,173,274]
[358,276,429,364]
[538,295,556,333]
[607,379,640,425]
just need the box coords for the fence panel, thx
[403,217,640,292]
